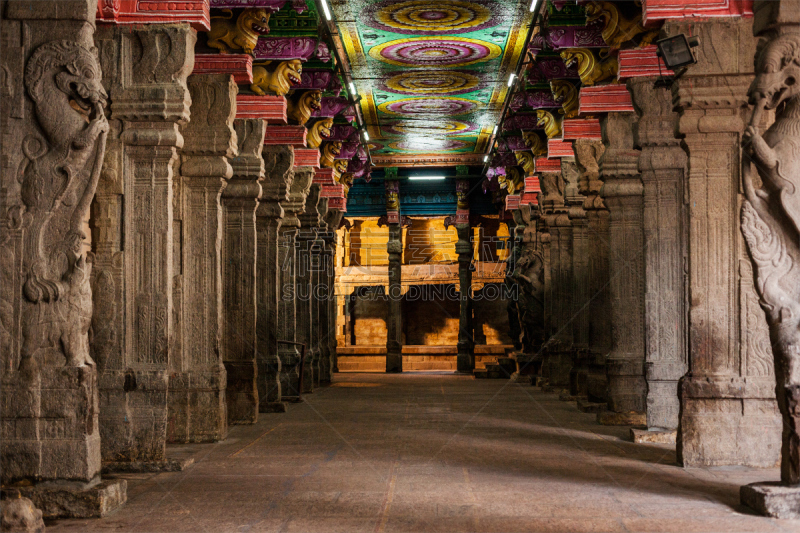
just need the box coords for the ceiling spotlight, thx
[655,34,699,69]
[320,0,332,21]
[409,175,445,181]
[507,73,516,87]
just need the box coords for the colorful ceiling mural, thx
[331,0,535,167]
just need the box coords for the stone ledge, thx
[2,478,127,519]
[577,399,607,413]
[597,411,647,426]
[630,429,677,444]
[102,457,194,474]
[741,482,800,519]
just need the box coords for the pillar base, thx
[386,353,403,373]
[259,402,288,413]
[102,457,194,474]
[630,429,676,445]
[2,478,127,519]
[577,399,607,414]
[741,482,800,519]
[597,411,646,426]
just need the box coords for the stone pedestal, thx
[277,168,313,397]
[91,23,194,467]
[628,78,688,432]
[741,483,800,519]
[456,224,475,373]
[668,17,781,467]
[222,118,266,425]
[598,112,646,424]
[257,146,293,411]
[0,0,125,515]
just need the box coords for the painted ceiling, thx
[331,0,534,167]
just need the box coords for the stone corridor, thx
[48,374,797,533]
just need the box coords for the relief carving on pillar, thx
[741,31,800,484]
[17,40,109,372]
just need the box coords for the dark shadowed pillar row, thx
[257,146,294,412]
[598,112,646,426]
[223,118,266,425]
[385,179,403,373]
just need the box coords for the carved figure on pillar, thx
[287,90,322,126]
[740,18,800,516]
[560,48,618,86]
[206,8,272,55]
[251,59,303,96]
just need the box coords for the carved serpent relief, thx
[17,40,109,371]
[741,32,800,484]
[207,8,271,55]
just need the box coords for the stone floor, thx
[49,373,800,533]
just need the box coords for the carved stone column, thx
[385,180,403,373]
[278,168,313,397]
[257,146,293,411]
[628,78,688,435]
[564,160,590,397]
[92,23,193,468]
[297,183,322,393]
[222,118,265,425]
[574,139,610,405]
[168,74,235,443]
[325,208,344,379]
[0,0,126,515]
[598,112,646,425]
[456,223,474,373]
[668,17,781,468]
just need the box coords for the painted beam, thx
[642,0,753,26]
[535,157,561,173]
[579,85,634,114]
[193,54,253,85]
[294,148,320,169]
[548,139,575,159]
[562,118,602,140]
[236,94,287,123]
[264,125,307,147]
[617,46,674,80]
[96,0,210,30]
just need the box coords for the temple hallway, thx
[50,374,799,533]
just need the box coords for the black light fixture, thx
[654,34,700,88]
[655,34,699,69]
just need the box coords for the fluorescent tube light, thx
[349,81,357,95]
[484,155,489,163]
[321,0,332,21]
[409,176,445,181]
[507,73,516,87]
[492,125,498,136]
[363,131,370,141]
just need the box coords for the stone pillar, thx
[168,74,235,443]
[668,17,781,467]
[92,23,193,467]
[385,180,403,373]
[564,160,590,397]
[278,168,313,397]
[326,208,344,378]
[539,170,572,388]
[456,224,474,373]
[598,112,646,425]
[297,183,322,393]
[0,0,127,515]
[257,146,293,411]
[222,118,265,425]
[574,139,610,404]
[628,78,688,434]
